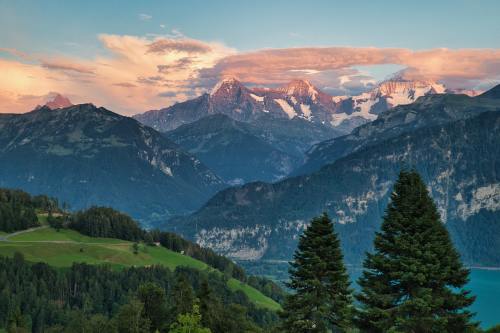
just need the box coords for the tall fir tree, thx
[356,170,476,333]
[280,213,353,333]
[197,279,222,331]
[171,273,196,319]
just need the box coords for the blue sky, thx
[2,0,499,57]
[0,0,499,114]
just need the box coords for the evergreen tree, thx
[280,213,352,333]
[171,274,196,318]
[356,170,476,333]
[114,298,150,333]
[197,279,221,330]
[137,282,167,332]
[169,303,211,333]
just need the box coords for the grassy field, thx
[228,278,281,311]
[9,227,125,243]
[0,227,280,310]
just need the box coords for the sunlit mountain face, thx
[134,76,477,134]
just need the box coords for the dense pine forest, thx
[0,255,277,332]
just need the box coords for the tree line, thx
[0,189,59,232]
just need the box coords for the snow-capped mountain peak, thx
[281,79,319,101]
[376,78,446,104]
[210,77,245,97]
[45,93,73,109]
[35,93,73,110]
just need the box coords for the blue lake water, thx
[468,269,500,329]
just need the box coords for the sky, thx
[1,0,499,115]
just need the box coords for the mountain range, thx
[134,76,473,134]
[135,76,475,183]
[168,84,500,269]
[0,103,224,225]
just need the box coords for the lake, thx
[468,268,500,329]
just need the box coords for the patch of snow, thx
[250,93,264,102]
[330,110,377,126]
[300,104,311,119]
[274,98,296,119]
[332,95,348,103]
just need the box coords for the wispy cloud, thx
[40,58,95,74]
[146,38,212,54]
[138,13,152,21]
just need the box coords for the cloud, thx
[157,91,178,98]
[146,38,213,54]
[157,57,194,74]
[113,82,137,88]
[40,58,95,74]
[199,47,500,92]
[139,13,152,21]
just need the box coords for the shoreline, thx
[469,266,500,271]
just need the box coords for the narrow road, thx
[0,226,129,245]
[0,226,48,241]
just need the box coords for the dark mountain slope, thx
[0,104,224,225]
[166,114,300,184]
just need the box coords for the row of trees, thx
[69,206,144,241]
[280,170,479,332]
[0,189,60,232]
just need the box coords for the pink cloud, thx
[40,58,95,74]
[200,47,500,91]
